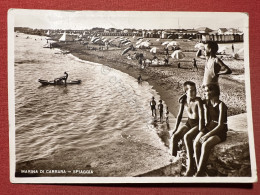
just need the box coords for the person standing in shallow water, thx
[150,97,157,117]
[158,100,164,122]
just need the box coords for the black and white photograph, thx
[8,10,257,183]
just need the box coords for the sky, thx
[11,9,248,31]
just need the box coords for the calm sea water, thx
[14,34,173,163]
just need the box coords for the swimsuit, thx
[203,58,221,86]
[185,118,199,129]
[205,101,228,142]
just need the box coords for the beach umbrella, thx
[150,47,158,53]
[195,43,205,50]
[237,47,244,54]
[136,39,143,45]
[171,50,185,59]
[91,37,99,42]
[137,37,143,40]
[162,41,170,46]
[93,38,101,43]
[122,47,132,55]
[141,41,151,48]
[125,42,132,45]
[108,40,114,43]
[168,41,179,47]
[121,40,129,44]
[188,37,193,40]
[114,36,119,39]
[156,38,160,42]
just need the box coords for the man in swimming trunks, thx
[171,81,204,168]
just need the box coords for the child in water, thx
[150,97,157,117]
[158,100,164,122]
[171,81,204,162]
[197,41,232,86]
[165,107,169,124]
[193,84,228,176]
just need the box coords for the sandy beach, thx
[57,37,246,117]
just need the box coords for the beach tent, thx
[171,50,185,59]
[150,47,158,54]
[195,43,205,50]
[59,32,67,42]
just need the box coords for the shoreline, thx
[57,39,246,117]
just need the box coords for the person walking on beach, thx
[150,97,157,117]
[200,41,232,86]
[193,84,228,177]
[193,58,198,71]
[137,74,142,85]
[158,100,164,122]
[164,55,169,65]
[231,44,234,53]
[177,62,181,69]
[165,106,169,124]
[171,81,204,162]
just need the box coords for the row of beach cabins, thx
[15,27,244,43]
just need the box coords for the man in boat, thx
[61,72,68,85]
[54,72,68,85]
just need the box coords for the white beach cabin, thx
[59,31,67,42]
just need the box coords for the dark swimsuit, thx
[205,101,228,142]
[185,118,199,129]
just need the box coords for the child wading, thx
[193,84,228,176]
[165,107,169,124]
[150,97,157,117]
[171,81,204,161]
[197,41,232,86]
[158,100,164,122]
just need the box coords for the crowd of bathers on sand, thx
[147,41,232,177]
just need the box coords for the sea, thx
[14,33,174,164]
